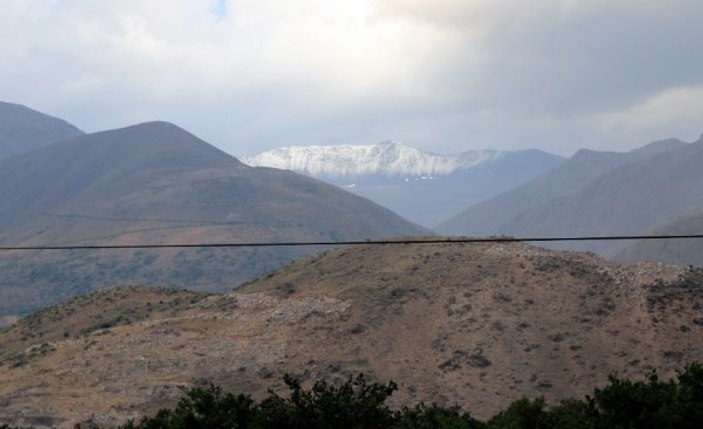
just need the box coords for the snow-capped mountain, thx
[241,141,506,178]
[242,141,565,228]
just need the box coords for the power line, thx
[2,234,703,251]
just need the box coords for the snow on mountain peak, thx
[242,141,505,177]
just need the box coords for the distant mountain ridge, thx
[242,141,508,177]
[439,135,703,259]
[0,121,237,232]
[244,142,565,227]
[0,101,84,160]
[438,138,689,237]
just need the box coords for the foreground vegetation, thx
[125,363,702,429]
[2,363,702,428]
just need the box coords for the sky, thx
[1,0,702,157]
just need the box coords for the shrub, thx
[123,363,703,429]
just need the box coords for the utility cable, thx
[2,234,703,251]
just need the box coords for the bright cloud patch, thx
[1,0,702,155]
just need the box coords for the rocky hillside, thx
[0,241,701,427]
[0,101,83,160]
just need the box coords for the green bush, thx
[586,364,703,429]
[135,382,254,429]
[395,403,483,429]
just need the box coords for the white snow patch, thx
[241,141,505,178]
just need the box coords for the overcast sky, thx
[1,0,702,156]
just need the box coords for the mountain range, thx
[243,142,564,227]
[3,99,703,319]
[2,101,703,428]
[1,241,701,427]
[0,108,426,320]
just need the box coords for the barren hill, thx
[0,121,427,320]
[1,241,701,427]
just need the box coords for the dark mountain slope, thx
[438,138,688,236]
[0,121,235,231]
[0,101,83,160]
[498,135,703,256]
[0,122,427,319]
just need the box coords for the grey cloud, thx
[459,1,703,115]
